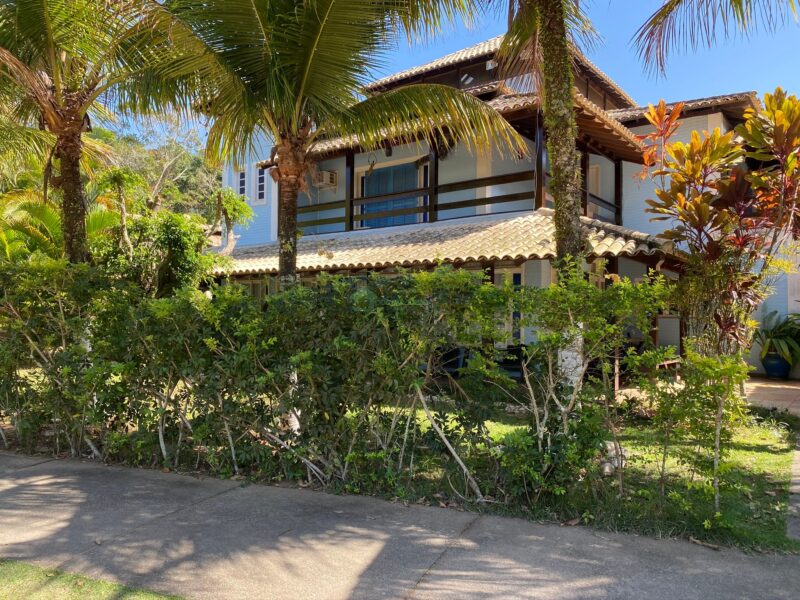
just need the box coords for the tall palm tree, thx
[0,0,193,263]
[636,0,798,71]
[500,1,597,263]
[145,0,526,287]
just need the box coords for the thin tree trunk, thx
[277,177,300,289]
[56,133,89,263]
[416,386,485,502]
[713,391,724,512]
[117,184,134,259]
[539,0,584,263]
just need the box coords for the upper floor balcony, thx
[287,93,640,238]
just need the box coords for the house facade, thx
[220,36,793,363]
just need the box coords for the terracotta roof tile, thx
[308,91,642,161]
[364,35,636,108]
[607,92,761,123]
[218,209,671,276]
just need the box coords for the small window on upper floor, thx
[238,171,246,196]
[254,167,267,206]
[458,61,497,89]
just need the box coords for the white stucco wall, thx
[621,114,722,236]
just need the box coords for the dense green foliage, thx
[0,246,797,549]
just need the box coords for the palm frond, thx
[0,121,53,163]
[0,198,63,258]
[86,205,120,237]
[635,0,798,73]
[319,83,527,158]
[498,0,599,94]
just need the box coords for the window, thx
[357,161,428,229]
[588,165,602,197]
[238,171,246,196]
[458,61,497,89]
[255,167,267,205]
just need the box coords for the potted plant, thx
[752,311,800,379]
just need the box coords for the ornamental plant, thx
[640,88,800,510]
[641,88,800,356]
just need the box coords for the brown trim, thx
[588,194,616,212]
[428,145,438,223]
[296,215,347,228]
[616,105,752,128]
[351,204,425,222]
[580,149,589,215]
[437,169,535,194]
[345,150,354,231]
[614,159,622,225]
[438,191,534,213]
[353,186,430,206]
[535,111,545,208]
[297,200,345,215]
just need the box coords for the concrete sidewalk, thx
[0,453,797,600]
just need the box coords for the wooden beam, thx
[614,158,622,225]
[436,169,535,194]
[428,144,439,223]
[345,150,354,231]
[535,111,545,208]
[580,150,589,215]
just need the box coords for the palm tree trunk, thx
[56,133,89,263]
[277,176,300,288]
[539,0,584,263]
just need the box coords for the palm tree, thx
[146,0,526,287]
[500,1,597,263]
[636,0,798,71]
[0,0,193,263]
[0,195,118,262]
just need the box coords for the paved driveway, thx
[0,453,797,600]
[746,379,800,416]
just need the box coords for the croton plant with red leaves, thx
[639,89,800,354]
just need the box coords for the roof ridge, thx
[364,34,636,108]
[365,36,503,91]
[607,91,759,115]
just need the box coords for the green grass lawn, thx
[406,406,800,552]
[581,409,800,552]
[0,560,180,600]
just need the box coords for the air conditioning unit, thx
[312,170,338,189]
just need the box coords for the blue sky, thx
[376,0,800,106]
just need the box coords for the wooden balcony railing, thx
[296,165,622,232]
[298,169,538,231]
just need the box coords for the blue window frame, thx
[359,161,427,229]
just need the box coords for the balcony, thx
[296,145,622,236]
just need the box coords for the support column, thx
[345,150,354,231]
[614,158,622,225]
[534,112,545,209]
[580,149,589,216]
[428,144,438,223]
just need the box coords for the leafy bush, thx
[0,255,677,510]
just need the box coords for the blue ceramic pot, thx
[761,353,792,380]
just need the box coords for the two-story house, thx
[219,36,790,363]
